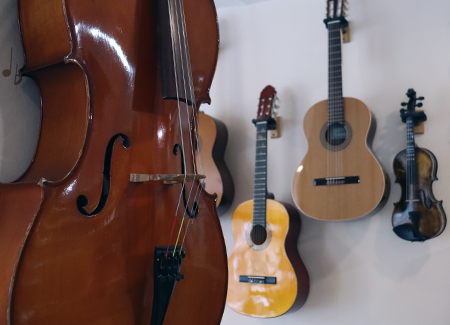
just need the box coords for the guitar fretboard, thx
[253,122,268,227]
[328,20,344,124]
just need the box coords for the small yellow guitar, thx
[227,86,310,318]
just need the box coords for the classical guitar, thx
[392,89,446,241]
[196,112,235,215]
[291,0,389,221]
[227,86,310,318]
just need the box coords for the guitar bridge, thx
[314,176,360,186]
[239,275,276,285]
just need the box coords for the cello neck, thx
[156,0,194,105]
[252,121,268,228]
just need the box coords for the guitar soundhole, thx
[250,225,268,245]
[326,123,347,146]
[320,121,353,152]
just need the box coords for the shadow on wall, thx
[0,0,40,183]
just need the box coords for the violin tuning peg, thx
[417,96,424,100]
[401,102,407,106]
[416,103,423,108]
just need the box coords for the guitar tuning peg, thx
[416,103,423,108]
[274,104,280,109]
[401,102,407,106]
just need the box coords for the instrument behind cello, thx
[0,0,227,324]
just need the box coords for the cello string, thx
[170,0,193,254]
[178,0,210,251]
[165,0,189,257]
[177,0,206,205]
[172,0,206,254]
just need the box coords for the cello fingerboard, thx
[156,0,194,105]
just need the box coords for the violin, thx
[392,88,446,242]
[0,0,227,324]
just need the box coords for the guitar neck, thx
[253,122,268,227]
[328,20,344,124]
[406,118,418,200]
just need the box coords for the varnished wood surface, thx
[227,199,309,318]
[392,148,446,239]
[5,0,227,324]
[292,97,389,221]
[17,0,89,184]
[0,184,43,325]
[196,112,234,215]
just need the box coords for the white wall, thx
[210,0,450,325]
[1,0,450,324]
[0,0,40,182]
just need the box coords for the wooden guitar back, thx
[292,97,389,221]
[227,199,309,318]
[196,112,234,215]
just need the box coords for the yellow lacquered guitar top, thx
[227,199,309,318]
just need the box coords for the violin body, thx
[392,147,446,241]
[0,0,227,324]
[196,112,234,215]
[227,199,309,318]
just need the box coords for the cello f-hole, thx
[77,133,130,216]
[173,143,199,219]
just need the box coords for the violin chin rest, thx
[393,224,428,242]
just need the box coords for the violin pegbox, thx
[253,85,277,130]
[400,88,427,125]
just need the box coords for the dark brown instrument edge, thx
[282,202,310,312]
[211,116,234,215]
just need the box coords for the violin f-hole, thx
[77,134,131,216]
[173,144,199,219]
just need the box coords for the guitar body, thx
[392,147,446,240]
[292,97,389,221]
[227,199,309,318]
[196,112,234,215]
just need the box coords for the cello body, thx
[0,0,227,324]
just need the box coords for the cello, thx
[0,0,227,324]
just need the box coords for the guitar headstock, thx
[400,88,427,125]
[325,0,348,28]
[253,85,278,129]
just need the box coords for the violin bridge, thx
[129,173,205,184]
